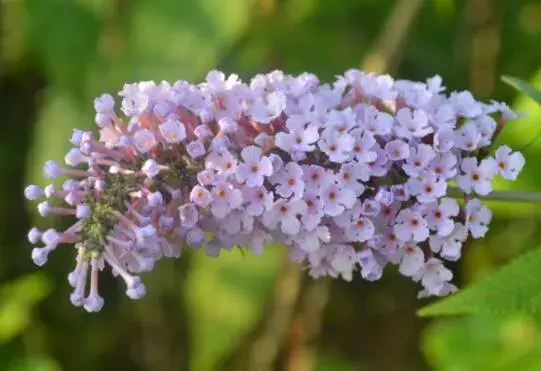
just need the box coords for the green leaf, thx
[418,247,541,317]
[123,0,253,82]
[502,75,541,106]
[185,245,283,371]
[26,0,100,100]
[0,273,51,343]
[9,356,61,371]
[422,315,541,371]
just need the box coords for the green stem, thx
[448,186,541,203]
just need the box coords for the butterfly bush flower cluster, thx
[24,69,525,312]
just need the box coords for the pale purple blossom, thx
[429,222,468,261]
[407,170,447,203]
[385,139,410,161]
[275,124,319,153]
[133,130,157,153]
[236,146,273,187]
[399,243,425,277]
[24,185,44,200]
[494,145,525,180]
[318,130,354,163]
[395,108,433,138]
[350,130,377,163]
[262,199,307,235]
[456,157,497,196]
[464,198,492,238]
[454,122,480,152]
[142,159,161,178]
[394,209,429,242]
[23,69,526,311]
[320,182,356,216]
[423,198,459,237]
[403,144,435,177]
[272,162,305,199]
[211,182,243,218]
[159,119,186,143]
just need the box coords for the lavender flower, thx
[24,69,525,311]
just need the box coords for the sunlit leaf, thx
[186,246,283,371]
[418,247,541,317]
[422,315,541,371]
[502,75,541,106]
[0,273,51,343]
[9,356,61,371]
[124,0,253,81]
[26,0,100,99]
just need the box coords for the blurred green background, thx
[2,0,541,370]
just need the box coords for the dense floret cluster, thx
[24,70,525,312]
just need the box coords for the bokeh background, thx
[2,0,541,370]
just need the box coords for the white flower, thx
[419,258,454,297]
[403,144,436,177]
[464,198,491,238]
[242,185,273,216]
[303,165,333,192]
[324,107,358,134]
[385,139,410,161]
[429,222,468,261]
[320,182,356,216]
[141,159,161,178]
[423,198,459,237]
[399,243,425,277]
[394,209,429,242]
[329,244,357,281]
[186,140,206,158]
[205,150,237,178]
[318,130,354,163]
[408,170,447,204]
[65,148,88,166]
[272,162,305,199]
[262,199,307,235]
[429,152,457,179]
[337,162,369,195]
[456,157,497,195]
[94,93,115,113]
[250,91,286,124]
[190,185,212,208]
[433,127,455,152]
[395,108,433,138]
[359,104,393,136]
[474,115,496,147]
[350,129,378,163]
[454,121,480,152]
[159,119,186,143]
[357,249,384,281]
[296,226,330,253]
[494,145,525,180]
[236,146,273,187]
[345,215,375,243]
[429,103,455,129]
[210,181,243,218]
[449,91,483,118]
[301,191,324,231]
[133,129,157,153]
[275,124,319,153]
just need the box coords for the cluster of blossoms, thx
[24,69,525,312]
